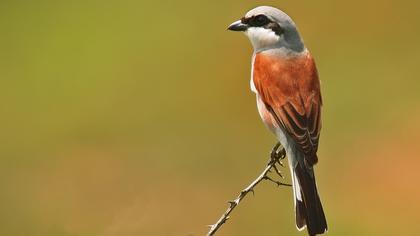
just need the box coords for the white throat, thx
[245,27,280,51]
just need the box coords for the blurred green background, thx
[1,1,419,235]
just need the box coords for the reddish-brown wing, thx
[253,52,322,165]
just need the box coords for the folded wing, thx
[253,52,322,165]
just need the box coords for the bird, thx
[227,6,327,235]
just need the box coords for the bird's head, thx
[228,6,305,53]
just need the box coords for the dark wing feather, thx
[273,98,321,165]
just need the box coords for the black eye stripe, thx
[241,15,268,26]
[241,14,284,35]
[255,15,268,24]
[248,14,269,27]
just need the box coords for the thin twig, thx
[263,176,292,187]
[207,148,291,236]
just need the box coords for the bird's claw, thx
[270,142,285,164]
[268,142,286,178]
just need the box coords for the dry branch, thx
[206,143,291,236]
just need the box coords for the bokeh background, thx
[1,1,420,235]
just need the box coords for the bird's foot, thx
[270,142,286,166]
[267,142,287,179]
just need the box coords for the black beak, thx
[227,20,248,31]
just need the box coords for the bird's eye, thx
[251,15,269,27]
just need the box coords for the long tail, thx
[293,161,327,236]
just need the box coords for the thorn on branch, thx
[263,176,292,187]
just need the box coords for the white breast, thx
[250,53,258,94]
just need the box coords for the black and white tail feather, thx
[291,155,327,236]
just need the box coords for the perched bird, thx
[228,6,327,235]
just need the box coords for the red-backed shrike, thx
[228,6,327,235]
